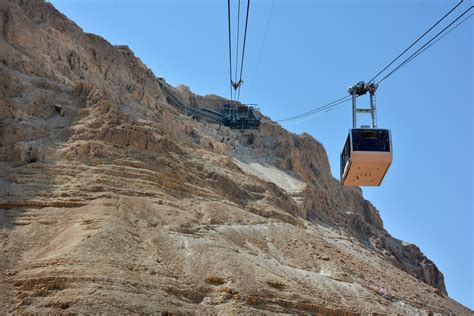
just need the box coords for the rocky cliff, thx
[0,0,471,314]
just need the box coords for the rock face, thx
[0,0,470,314]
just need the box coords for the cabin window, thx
[340,135,351,179]
[352,129,390,152]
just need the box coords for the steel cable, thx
[237,0,251,101]
[377,6,473,84]
[368,0,464,83]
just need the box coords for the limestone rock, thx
[0,0,470,315]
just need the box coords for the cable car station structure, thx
[158,79,260,130]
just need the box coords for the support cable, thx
[368,0,464,83]
[227,0,234,102]
[278,97,351,125]
[260,96,352,126]
[377,6,473,84]
[237,0,251,101]
[249,0,275,88]
[401,13,473,70]
[277,95,351,123]
[234,0,241,86]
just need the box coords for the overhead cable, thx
[377,6,473,84]
[249,0,275,88]
[234,0,241,86]
[237,0,251,101]
[227,0,233,101]
[368,0,464,83]
[400,13,473,70]
[276,95,351,123]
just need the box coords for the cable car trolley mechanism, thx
[340,81,392,186]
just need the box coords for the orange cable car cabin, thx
[340,128,392,186]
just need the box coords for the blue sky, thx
[50,0,473,308]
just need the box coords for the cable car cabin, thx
[340,128,392,186]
